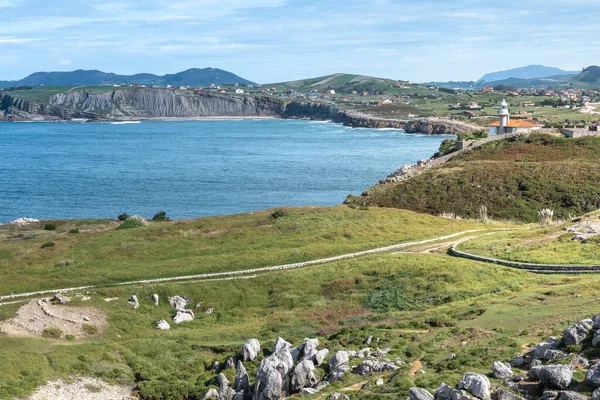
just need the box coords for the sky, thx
[0,0,598,83]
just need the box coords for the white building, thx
[487,99,541,135]
[235,89,245,94]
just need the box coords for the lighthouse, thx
[498,98,509,134]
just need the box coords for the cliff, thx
[1,88,482,135]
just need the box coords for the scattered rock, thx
[410,387,434,400]
[273,337,292,354]
[356,348,371,358]
[376,377,384,386]
[300,338,320,361]
[291,359,318,392]
[570,355,590,368]
[242,338,261,362]
[541,391,559,400]
[206,307,214,315]
[218,373,236,400]
[328,351,349,372]
[104,297,119,302]
[537,365,573,390]
[82,315,90,322]
[450,389,476,400]
[492,389,526,400]
[168,295,190,311]
[458,372,490,399]
[557,391,587,400]
[156,320,171,330]
[435,383,454,400]
[203,388,219,399]
[564,320,594,347]
[128,295,140,309]
[535,339,561,360]
[212,361,220,370]
[329,393,350,400]
[329,365,352,383]
[254,349,294,399]
[355,359,400,375]
[593,331,600,347]
[492,362,513,379]
[226,356,236,370]
[300,387,318,395]
[510,356,526,368]
[152,294,159,306]
[586,363,600,388]
[234,361,250,392]
[173,310,194,324]
[591,387,600,400]
[314,349,329,366]
[365,336,373,345]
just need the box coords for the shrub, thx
[41,242,55,249]
[43,223,56,231]
[152,211,168,221]
[42,327,62,338]
[117,213,130,221]
[538,208,554,225]
[65,334,76,340]
[116,215,148,230]
[270,209,289,219]
[68,229,79,234]
[82,324,98,335]
[478,205,490,224]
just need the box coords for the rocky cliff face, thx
[403,118,481,135]
[49,89,286,118]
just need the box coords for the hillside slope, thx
[269,73,406,94]
[347,134,600,222]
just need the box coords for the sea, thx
[0,119,452,223]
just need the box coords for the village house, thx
[482,86,494,93]
[487,99,541,135]
[520,101,535,107]
[235,89,244,94]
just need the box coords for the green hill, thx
[347,134,600,222]
[569,65,600,85]
[269,73,411,94]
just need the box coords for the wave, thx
[110,121,142,125]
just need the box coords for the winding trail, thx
[0,229,487,304]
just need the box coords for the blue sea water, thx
[0,119,452,222]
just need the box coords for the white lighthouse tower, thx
[498,98,509,134]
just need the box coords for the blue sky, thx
[0,0,598,83]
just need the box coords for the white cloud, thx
[0,36,43,43]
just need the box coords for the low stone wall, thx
[560,128,600,138]
[450,243,600,274]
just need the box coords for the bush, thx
[270,209,289,219]
[82,324,98,335]
[41,242,55,249]
[65,334,76,340]
[43,223,56,231]
[152,211,168,221]
[68,229,79,234]
[42,327,62,338]
[117,213,130,221]
[116,215,148,230]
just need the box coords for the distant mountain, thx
[569,65,600,85]
[478,65,578,83]
[0,68,254,88]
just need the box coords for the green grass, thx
[458,221,600,265]
[0,206,501,295]
[349,134,600,222]
[3,207,600,399]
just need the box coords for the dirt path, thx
[408,359,424,376]
[392,235,482,254]
[28,377,135,400]
[0,229,495,304]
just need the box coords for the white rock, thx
[173,310,194,324]
[128,295,140,309]
[156,320,171,330]
[242,338,261,362]
[152,294,159,306]
[168,295,190,310]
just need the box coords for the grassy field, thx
[2,206,600,399]
[458,218,600,265]
[3,86,114,103]
[0,207,502,296]
[348,134,600,223]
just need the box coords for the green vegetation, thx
[43,223,56,231]
[458,221,600,265]
[3,206,600,399]
[41,327,62,339]
[349,134,600,222]
[40,242,55,249]
[0,207,500,295]
[115,215,148,230]
[152,211,169,221]
[117,213,130,221]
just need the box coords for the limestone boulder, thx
[168,295,190,310]
[234,361,250,392]
[537,365,573,390]
[300,338,320,360]
[272,337,292,354]
[492,362,513,379]
[458,372,490,399]
[492,389,526,400]
[355,359,400,375]
[242,339,261,362]
[586,363,600,388]
[557,391,587,400]
[410,387,434,400]
[563,319,593,346]
[156,320,170,330]
[152,294,159,306]
[128,295,140,308]
[173,310,194,324]
[314,349,329,366]
[328,351,349,372]
[291,360,318,393]
[435,383,454,400]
